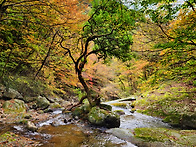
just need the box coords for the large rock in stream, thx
[26,121,38,132]
[36,95,50,109]
[88,106,120,128]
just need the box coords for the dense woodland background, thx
[0,0,195,110]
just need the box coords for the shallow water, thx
[36,105,170,147]
[8,100,171,147]
[37,109,136,147]
[112,106,171,129]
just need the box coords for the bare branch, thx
[58,34,76,64]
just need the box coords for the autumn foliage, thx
[0,0,195,104]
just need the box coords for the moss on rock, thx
[36,96,50,110]
[134,128,196,146]
[88,106,120,128]
[2,99,26,113]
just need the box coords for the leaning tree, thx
[59,0,139,108]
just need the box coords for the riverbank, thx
[0,83,196,146]
[134,81,196,129]
[105,99,196,147]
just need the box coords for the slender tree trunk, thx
[34,31,57,79]
[67,69,94,110]
[77,70,93,106]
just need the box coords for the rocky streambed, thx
[0,86,196,147]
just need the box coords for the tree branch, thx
[186,1,195,12]
[158,24,196,46]
[59,39,76,65]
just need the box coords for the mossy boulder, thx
[133,128,196,146]
[72,104,91,119]
[162,114,181,127]
[107,128,196,147]
[72,107,84,119]
[162,113,196,129]
[36,96,50,110]
[2,99,26,113]
[181,113,196,129]
[88,106,120,128]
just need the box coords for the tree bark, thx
[77,69,93,106]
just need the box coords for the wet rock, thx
[88,106,120,128]
[106,128,135,142]
[2,99,26,113]
[61,100,72,108]
[44,109,53,113]
[64,116,72,123]
[46,96,71,107]
[64,119,67,123]
[26,121,38,132]
[45,96,59,103]
[36,95,50,110]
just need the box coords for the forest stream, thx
[1,0,196,146]
[1,97,175,147]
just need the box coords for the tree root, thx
[67,95,87,111]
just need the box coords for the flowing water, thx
[112,106,171,129]
[7,99,172,147]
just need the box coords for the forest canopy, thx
[0,0,195,104]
